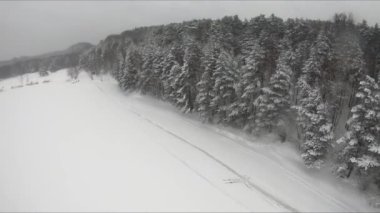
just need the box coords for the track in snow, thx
[95,83,294,212]
[94,80,371,212]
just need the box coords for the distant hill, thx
[0,42,94,79]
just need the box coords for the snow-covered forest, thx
[2,11,380,210]
[77,13,380,194]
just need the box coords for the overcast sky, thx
[1,1,380,61]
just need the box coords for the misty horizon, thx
[1,1,380,61]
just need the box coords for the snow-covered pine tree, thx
[168,63,182,104]
[253,49,293,134]
[120,49,142,91]
[314,31,332,66]
[151,49,165,98]
[160,47,180,101]
[334,33,365,86]
[196,44,220,122]
[138,46,156,94]
[174,61,193,112]
[336,75,380,178]
[294,36,334,168]
[296,86,333,168]
[210,49,239,123]
[296,37,326,93]
[114,48,126,84]
[231,39,265,129]
[172,42,201,113]
[210,18,235,54]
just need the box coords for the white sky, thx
[1,1,380,61]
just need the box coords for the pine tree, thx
[297,31,330,93]
[210,50,239,123]
[168,63,182,103]
[294,37,334,168]
[296,86,333,168]
[253,49,293,134]
[151,49,165,98]
[336,75,380,177]
[334,33,365,86]
[120,49,142,91]
[314,31,332,66]
[138,46,156,94]
[296,34,325,113]
[175,62,193,112]
[172,42,201,112]
[196,45,219,122]
[161,48,180,101]
[115,48,126,84]
[232,39,265,128]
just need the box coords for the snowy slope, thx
[0,69,376,212]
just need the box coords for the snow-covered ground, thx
[0,69,376,212]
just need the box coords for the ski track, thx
[119,89,357,212]
[128,104,354,213]
[182,119,356,212]
[94,80,359,212]
[151,135,252,212]
[94,83,253,211]
[94,82,298,212]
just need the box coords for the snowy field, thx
[0,69,376,212]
